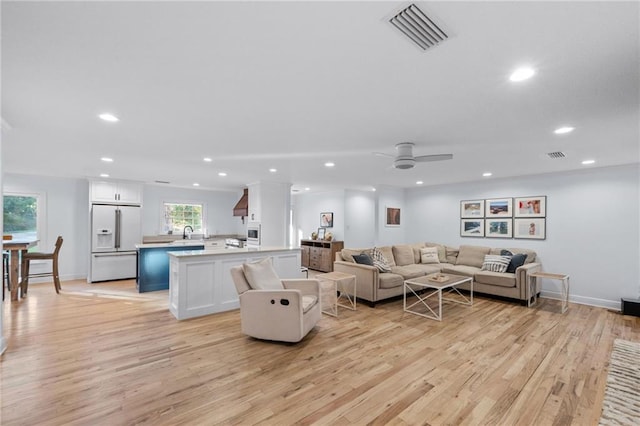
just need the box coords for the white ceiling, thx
[2,1,639,193]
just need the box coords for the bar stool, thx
[2,251,9,301]
[21,236,63,295]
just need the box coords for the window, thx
[163,203,203,234]
[3,193,43,250]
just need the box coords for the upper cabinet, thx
[90,180,143,205]
[248,184,261,222]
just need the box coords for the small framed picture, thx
[514,196,546,218]
[485,198,513,217]
[460,219,485,237]
[386,207,401,226]
[514,218,546,240]
[485,219,513,238]
[460,200,485,218]
[320,212,334,228]
[317,228,326,239]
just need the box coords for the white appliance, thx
[247,223,261,247]
[90,204,141,282]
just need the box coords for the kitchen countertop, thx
[135,241,206,249]
[168,246,300,258]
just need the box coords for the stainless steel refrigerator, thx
[90,204,141,282]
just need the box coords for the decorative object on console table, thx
[460,219,485,237]
[317,228,326,240]
[460,200,485,218]
[514,218,546,240]
[485,198,512,217]
[485,218,513,238]
[320,212,333,228]
[386,207,401,226]
[300,239,344,272]
[514,196,546,218]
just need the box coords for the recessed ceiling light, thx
[582,159,595,165]
[98,113,119,122]
[203,157,212,162]
[416,181,423,185]
[218,172,227,177]
[554,126,575,135]
[269,168,277,173]
[101,157,114,162]
[372,187,376,192]
[483,172,492,177]
[304,187,310,191]
[193,183,200,187]
[509,67,535,82]
[99,173,109,178]
[325,162,335,167]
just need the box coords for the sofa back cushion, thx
[377,246,396,267]
[410,243,426,264]
[392,245,415,266]
[340,248,370,263]
[456,245,491,268]
[446,246,459,264]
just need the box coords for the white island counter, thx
[168,246,302,320]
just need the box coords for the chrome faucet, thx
[182,225,194,240]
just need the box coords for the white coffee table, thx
[404,273,473,321]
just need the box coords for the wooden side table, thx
[528,271,569,313]
[316,271,356,317]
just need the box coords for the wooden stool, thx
[21,236,63,295]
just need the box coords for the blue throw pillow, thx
[501,249,527,273]
[353,253,374,266]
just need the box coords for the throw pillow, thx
[501,250,527,273]
[371,247,392,273]
[353,252,374,266]
[420,247,440,264]
[242,257,283,290]
[481,255,511,273]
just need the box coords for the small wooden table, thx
[3,238,39,301]
[528,271,569,313]
[316,271,356,317]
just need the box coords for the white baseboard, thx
[540,290,620,311]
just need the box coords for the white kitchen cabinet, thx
[248,183,261,222]
[90,180,142,204]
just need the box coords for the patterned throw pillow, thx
[420,246,440,264]
[371,247,392,273]
[481,254,512,273]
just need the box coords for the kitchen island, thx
[168,246,302,320]
[136,241,205,292]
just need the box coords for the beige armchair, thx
[230,258,321,343]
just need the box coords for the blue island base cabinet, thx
[136,244,205,292]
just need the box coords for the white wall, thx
[142,185,244,237]
[405,164,640,309]
[344,190,376,248]
[293,190,345,244]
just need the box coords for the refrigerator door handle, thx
[115,209,121,249]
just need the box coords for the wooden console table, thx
[528,271,569,313]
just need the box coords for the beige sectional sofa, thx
[333,243,541,306]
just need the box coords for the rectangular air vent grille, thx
[547,151,566,159]
[389,4,448,51]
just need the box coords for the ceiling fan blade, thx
[414,154,453,162]
[373,152,394,158]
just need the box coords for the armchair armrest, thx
[282,279,320,297]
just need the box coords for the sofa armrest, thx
[516,262,542,299]
[333,260,378,302]
[282,279,320,297]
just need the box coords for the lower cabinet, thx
[300,239,344,272]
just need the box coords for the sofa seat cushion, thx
[474,271,516,288]
[441,264,481,277]
[302,295,318,313]
[456,245,491,268]
[378,272,405,289]
[393,245,415,266]
[390,264,429,280]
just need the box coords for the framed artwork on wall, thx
[514,218,546,239]
[514,196,546,218]
[485,198,513,217]
[386,207,401,226]
[460,200,485,218]
[320,212,333,228]
[460,219,485,237]
[485,219,513,238]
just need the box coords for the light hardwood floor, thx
[1,279,639,425]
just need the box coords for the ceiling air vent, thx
[389,4,448,51]
[547,151,567,159]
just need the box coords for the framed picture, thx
[460,219,485,237]
[514,218,546,240]
[485,219,513,238]
[485,198,513,217]
[514,196,546,218]
[317,228,326,239]
[320,212,334,228]
[460,200,485,218]
[386,207,401,226]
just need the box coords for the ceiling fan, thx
[374,142,453,169]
